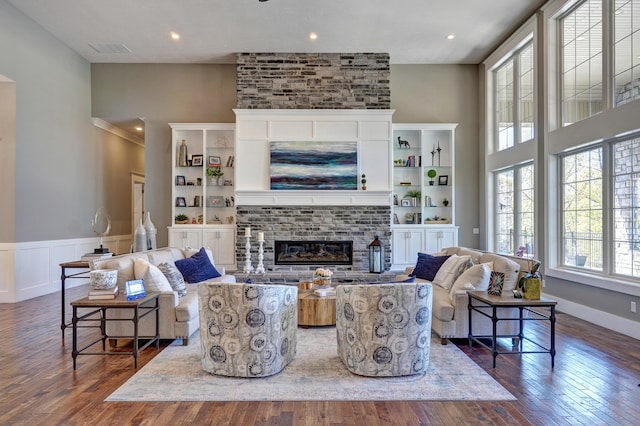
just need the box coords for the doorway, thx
[131,173,145,233]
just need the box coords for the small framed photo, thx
[208,155,222,167]
[175,175,186,186]
[401,199,412,207]
[438,175,449,186]
[207,195,224,207]
[176,197,186,207]
[223,179,233,186]
[191,154,203,167]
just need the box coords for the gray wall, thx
[0,2,144,243]
[0,1,93,242]
[391,64,480,247]
[91,64,237,247]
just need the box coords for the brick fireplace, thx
[235,206,390,272]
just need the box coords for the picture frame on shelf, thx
[207,195,224,207]
[191,155,203,166]
[438,175,449,186]
[175,175,186,186]
[401,199,412,207]
[176,197,186,207]
[208,155,221,167]
[223,179,233,186]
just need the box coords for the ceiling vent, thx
[88,43,132,54]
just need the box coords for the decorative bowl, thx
[90,269,118,290]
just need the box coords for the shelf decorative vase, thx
[133,217,147,252]
[144,211,157,250]
[178,139,188,167]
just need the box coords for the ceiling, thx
[9,0,546,65]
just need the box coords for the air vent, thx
[88,43,132,54]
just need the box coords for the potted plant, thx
[174,214,189,224]
[361,173,367,190]
[442,198,449,206]
[406,190,421,205]
[427,169,437,185]
[207,167,224,185]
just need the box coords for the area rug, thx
[106,328,515,402]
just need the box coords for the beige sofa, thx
[398,247,540,344]
[90,247,236,345]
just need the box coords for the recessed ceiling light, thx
[170,32,180,40]
[309,32,318,41]
[135,126,143,132]
[446,34,455,40]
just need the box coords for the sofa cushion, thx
[432,285,455,321]
[479,253,520,292]
[175,289,199,322]
[183,247,216,267]
[175,247,222,283]
[432,254,472,290]
[158,262,187,297]
[412,253,451,281]
[148,248,178,267]
[449,263,493,298]
[133,257,174,294]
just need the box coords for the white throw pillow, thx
[449,262,493,299]
[133,257,173,293]
[432,254,472,290]
[479,253,520,292]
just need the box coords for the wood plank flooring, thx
[1,283,639,425]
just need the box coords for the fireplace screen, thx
[274,240,353,265]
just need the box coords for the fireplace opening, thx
[274,240,353,265]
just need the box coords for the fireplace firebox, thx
[274,240,353,265]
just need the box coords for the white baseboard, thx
[551,294,640,340]
[0,235,132,303]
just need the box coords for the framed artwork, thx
[270,141,357,190]
[175,175,186,186]
[208,155,221,167]
[207,195,224,207]
[191,154,203,166]
[401,199,412,207]
[438,175,449,186]
[176,197,186,207]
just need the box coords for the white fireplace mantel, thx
[233,109,395,205]
[235,190,392,206]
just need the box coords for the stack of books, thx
[81,252,114,262]
[88,286,119,300]
[313,287,336,297]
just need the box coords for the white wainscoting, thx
[0,235,132,303]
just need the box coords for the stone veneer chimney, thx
[236,53,390,109]
[234,53,392,272]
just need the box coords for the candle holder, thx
[255,239,265,274]
[243,234,254,274]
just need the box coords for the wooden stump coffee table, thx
[298,289,336,327]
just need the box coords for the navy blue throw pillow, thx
[412,253,451,281]
[398,275,416,283]
[174,247,221,283]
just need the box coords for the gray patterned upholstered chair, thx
[198,282,298,377]
[336,283,433,377]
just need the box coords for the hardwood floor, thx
[1,283,639,425]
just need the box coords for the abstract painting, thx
[270,141,357,190]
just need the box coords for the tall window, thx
[613,135,640,276]
[495,164,535,257]
[614,0,640,106]
[561,0,603,125]
[561,148,603,270]
[495,41,535,151]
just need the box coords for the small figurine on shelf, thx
[191,217,197,224]
[397,136,410,148]
[361,173,367,190]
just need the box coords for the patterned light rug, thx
[106,328,515,402]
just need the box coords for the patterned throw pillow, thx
[487,271,505,296]
[412,253,451,281]
[175,247,222,283]
[157,262,187,297]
